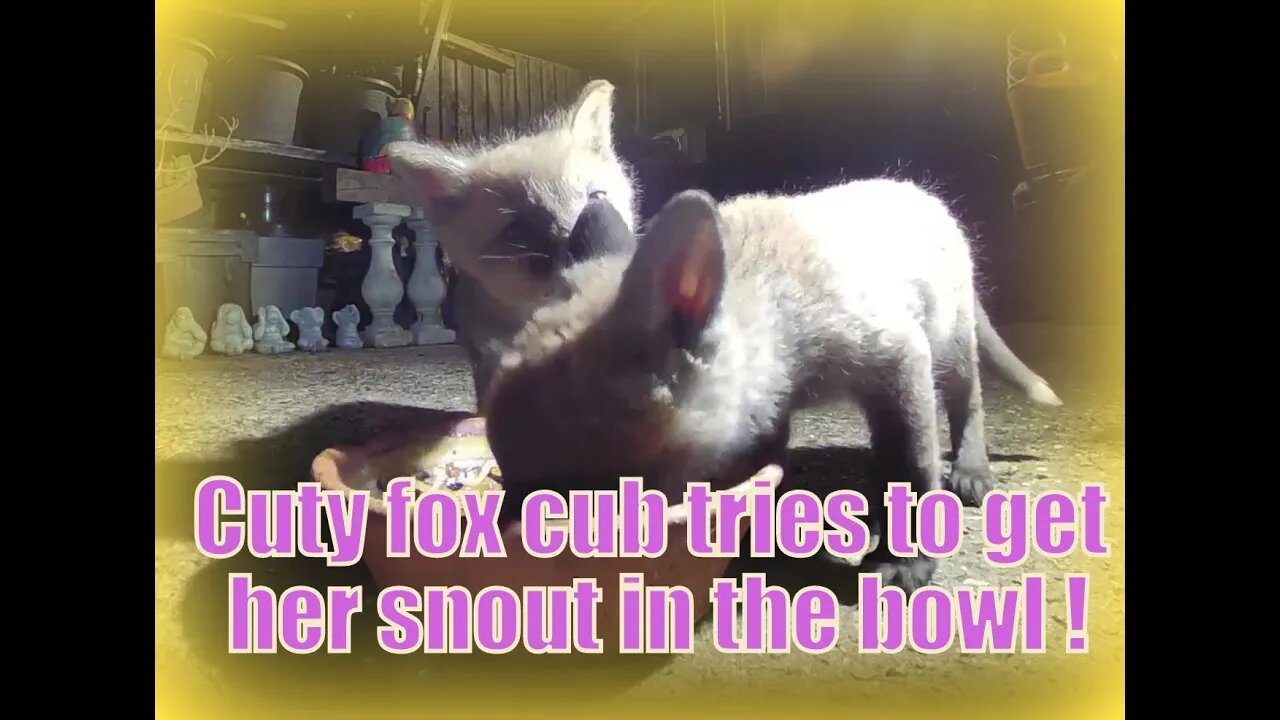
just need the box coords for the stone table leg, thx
[355,202,412,348]
[405,209,456,345]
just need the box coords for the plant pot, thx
[1006,28,1067,85]
[1006,32,1120,174]
[300,75,399,164]
[212,55,310,144]
[310,415,784,652]
[155,35,216,133]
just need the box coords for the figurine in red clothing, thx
[360,97,416,174]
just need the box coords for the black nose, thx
[567,196,633,263]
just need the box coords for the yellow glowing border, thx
[156,1,1123,717]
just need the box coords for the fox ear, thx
[568,80,616,155]
[617,190,726,353]
[387,141,469,215]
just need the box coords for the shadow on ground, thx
[160,402,678,704]
[155,402,473,541]
[157,401,1043,704]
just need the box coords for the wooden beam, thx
[323,168,416,206]
[514,54,530,131]
[473,64,489,137]
[529,57,544,119]
[457,61,474,143]
[542,61,556,111]
[422,0,454,78]
[421,51,441,137]
[409,1,451,118]
[441,33,516,71]
[441,55,457,141]
[489,68,505,134]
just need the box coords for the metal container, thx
[242,235,326,320]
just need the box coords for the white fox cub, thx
[388,80,639,404]
[480,184,1062,593]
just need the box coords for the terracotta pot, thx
[311,416,782,652]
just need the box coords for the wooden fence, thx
[419,43,588,143]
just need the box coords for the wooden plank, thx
[556,65,570,106]
[323,167,414,205]
[155,129,332,178]
[419,0,453,140]
[157,129,327,163]
[501,66,516,133]
[456,60,473,143]
[529,57,544,122]
[421,0,453,73]
[472,63,488,138]
[440,55,457,141]
[514,55,529,131]
[441,32,515,71]
[487,69,503,136]
[420,53,441,139]
[567,68,585,100]
[542,62,557,112]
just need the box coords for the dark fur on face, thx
[482,291,681,505]
[481,197,680,499]
[480,182,1066,598]
[481,192,736,507]
[388,81,641,404]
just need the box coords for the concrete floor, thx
[155,323,1124,719]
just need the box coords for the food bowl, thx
[310,415,782,650]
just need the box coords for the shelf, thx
[323,167,417,206]
[156,129,343,179]
[154,132,428,208]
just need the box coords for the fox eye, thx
[588,189,607,200]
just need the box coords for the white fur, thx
[649,180,1031,489]
[387,81,641,401]
[483,177,1060,601]
[388,80,638,303]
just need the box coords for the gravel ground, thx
[155,323,1124,719]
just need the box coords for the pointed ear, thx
[386,141,469,212]
[617,190,726,353]
[568,80,616,155]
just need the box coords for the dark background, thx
[165,0,1124,327]
[455,0,1124,326]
